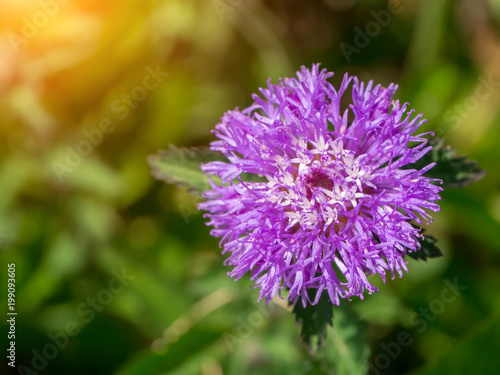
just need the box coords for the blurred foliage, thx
[148,146,224,195]
[0,0,500,374]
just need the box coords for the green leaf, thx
[405,138,485,189]
[290,289,334,350]
[326,304,371,375]
[148,145,225,195]
[148,145,267,195]
[407,233,443,261]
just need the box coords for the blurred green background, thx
[1,0,500,374]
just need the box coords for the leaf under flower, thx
[406,137,485,189]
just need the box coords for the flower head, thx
[198,64,441,307]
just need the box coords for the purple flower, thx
[198,64,441,307]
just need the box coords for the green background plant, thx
[1,0,500,374]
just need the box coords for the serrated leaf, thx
[407,233,443,261]
[148,145,224,195]
[149,145,267,195]
[290,289,334,350]
[405,138,485,189]
[326,304,371,375]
